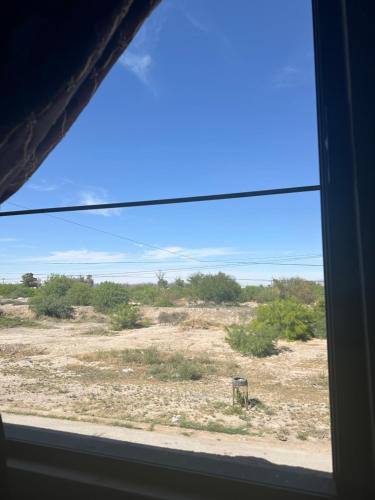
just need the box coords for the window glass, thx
[0,0,331,480]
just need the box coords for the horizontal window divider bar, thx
[0,185,320,217]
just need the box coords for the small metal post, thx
[232,377,248,410]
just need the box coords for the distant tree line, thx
[0,273,326,344]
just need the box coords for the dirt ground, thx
[0,303,331,471]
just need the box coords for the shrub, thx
[92,282,129,313]
[128,284,160,305]
[0,284,36,299]
[188,272,241,304]
[240,285,277,303]
[110,304,143,330]
[40,275,77,297]
[153,292,175,307]
[128,284,178,306]
[255,299,315,341]
[225,323,278,357]
[158,311,188,324]
[148,352,206,381]
[272,277,324,305]
[311,297,327,338]
[30,294,73,319]
[65,281,93,306]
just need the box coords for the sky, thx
[0,0,323,285]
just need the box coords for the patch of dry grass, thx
[0,314,41,329]
[81,327,114,336]
[179,318,222,330]
[0,343,47,358]
[77,347,220,382]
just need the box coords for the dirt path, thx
[3,413,332,472]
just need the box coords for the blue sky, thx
[0,0,323,285]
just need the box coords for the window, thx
[1,1,374,499]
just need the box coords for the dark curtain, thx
[0,1,160,496]
[0,0,160,204]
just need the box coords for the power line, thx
[5,253,322,266]
[0,261,323,279]
[3,202,323,267]
[5,202,204,263]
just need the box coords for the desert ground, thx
[0,302,331,471]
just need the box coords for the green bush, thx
[92,282,129,313]
[40,275,77,297]
[148,352,206,381]
[65,281,93,306]
[272,277,324,305]
[311,297,327,338]
[188,272,241,304]
[128,284,178,306]
[153,291,175,307]
[225,323,278,357]
[30,294,73,319]
[110,304,143,330]
[240,285,278,303]
[0,284,36,299]
[128,284,160,305]
[255,299,315,341]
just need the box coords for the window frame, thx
[3,1,375,498]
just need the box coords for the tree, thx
[21,272,39,288]
[156,271,168,289]
[174,277,185,288]
[84,275,94,287]
[188,272,241,304]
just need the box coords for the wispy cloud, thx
[0,237,17,243]
[27,180,58,192]
[28,249,129,264]
[119,52,152,85]
[171,1,229,47]
[79,190,122,217]
[143,246,243,261]
[273,65,304,89]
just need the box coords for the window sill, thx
[4,423,335,500]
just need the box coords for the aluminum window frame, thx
[3,1,375,498]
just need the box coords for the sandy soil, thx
[0,304,331,471]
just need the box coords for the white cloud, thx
[273,65,302,89]
[143,246,242,261]
[27,180,58,192]
[29,250,129,264]
[79,190,122,217]
[0,237,17,242]
[119,52,152,84]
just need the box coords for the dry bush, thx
[0,343,47,358]
[158,311,188,325]
[179,318,222,330]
